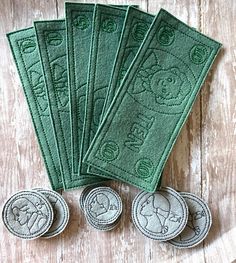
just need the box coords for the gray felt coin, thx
[84,187,122,225]
[85,214,120,231]
[79,184,106,212]
[79,186,94,212]
[132,187,188,241]
[2,190,54,240]
[33,188,69,238]
[168,192,212,248]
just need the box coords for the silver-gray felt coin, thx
[168,192,212,248]
[79,184,105,212]
[86,214,120,231]
[2,190,54,239]
[79,186,94,212]
[132,187,188,241]
[84,187,122,225]
[33,189,69,238]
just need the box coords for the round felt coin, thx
[132,187,188,241]
[85,214,120,231]
[33,188,69,238]
[79,184,106,213]
[2,190,54,240]
[79,186,95,212]
[168,192,212,248]
[84,187,122,225]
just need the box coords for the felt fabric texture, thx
[86,215,120,231]
[102,6,154,117]
[34,20,105,190]
[65,3,96,176]
[7,28,63,190]
[168,192,212,248]
[131,187,189,241]
[83,9,222,193]
[66,3,133,179]
[89,7,154,177]
[34,188,69,238]
[81,4,127,177]
[84,186,122,231]
[2,190,54,239]
[84,187,122,224]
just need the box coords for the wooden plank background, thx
[0,0,235,262]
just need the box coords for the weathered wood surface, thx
[0,0,235,262]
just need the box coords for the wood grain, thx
[0,0,235,262]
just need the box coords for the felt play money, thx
[34,20,105,190]
[83,186,122,230]
[79,186,96,212]
[84,9,222,192]
[84,187,122,224]
[79,184,105,212]
[102,7,154,117]
[2,190,54,240]
[168,192,212,248]
[132,187,188,241]
[7,28,63,191]
[80,185,119,231]
[65,3,131,178]
[65,3,95,176]
[34,188,69,238]
[81,4,127,176]
[90,6,154,177]
[86,213,120,231]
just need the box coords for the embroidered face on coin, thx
[79,184,106,212]
[33,189,69,238]
[2,190,53,239]
[168,192,212,248]
[84,187,122,224]
[132,187,188,241]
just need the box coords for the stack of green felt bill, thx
[7,3,221,193]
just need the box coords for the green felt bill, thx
[89,7,154,177]
[84,9,222,192]
[102,7,154,117]
[85,7,153,181]
[65,3,96,176]
[65,2,135,178]
[34,20,105,190]
[7,28,63,190]
[81,4,127,176]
